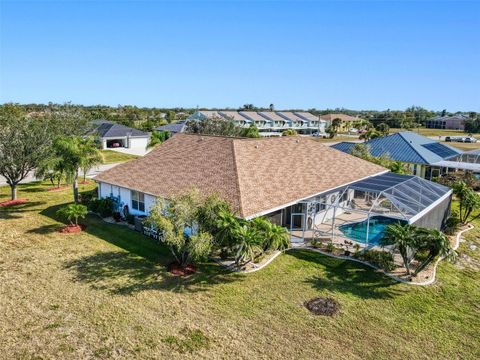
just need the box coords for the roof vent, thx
[296,139,300,143]
[255,145,259,149]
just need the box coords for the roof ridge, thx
[231,139,245,217]
[396,132,430,164]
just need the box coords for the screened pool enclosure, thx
[283,173,452,247]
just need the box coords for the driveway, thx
[108,147,152,156]
[0,163,121,187]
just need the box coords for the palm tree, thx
[233,224,263,266]
[53,136,102,203]
[79,137,103,182]
[214,209,241,252]
[359,128,380,142]
[147,130,169,149]
[35,155,65,188]
[251,217,290,251]
[56,204,88,226]
[414,229,456,275]
[381,223,418,275]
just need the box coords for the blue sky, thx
[1,1,479,111]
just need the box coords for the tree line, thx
[6,102,478,133]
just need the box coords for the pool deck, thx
[290,211,394,251]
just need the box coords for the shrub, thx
[89,198,114,218]
[56,204,88,226]
[445,211,460,235]
[326,242,335,253]
[126,213,135,225]
[354,249,395,271]
[78,188,97,206]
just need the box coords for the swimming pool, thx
[339,216,405,245]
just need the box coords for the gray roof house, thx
[91,119,150,150]
[155,121,187,135]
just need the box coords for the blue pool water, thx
[339,216,405,245]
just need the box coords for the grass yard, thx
[100,150,139,164]
[390,127,480,138]
[1,182,479,359]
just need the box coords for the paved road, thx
[0,163,121,187]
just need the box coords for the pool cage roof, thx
[329,172,452,221]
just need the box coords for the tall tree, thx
[0,104,56,199]
[52,136,102,203]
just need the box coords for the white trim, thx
[95,180,159,199]
[408,189,452,224]
[244,170,390,220]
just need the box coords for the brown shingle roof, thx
[94,134,386,218]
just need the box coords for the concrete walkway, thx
[0,163,121,187]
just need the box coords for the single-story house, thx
[91,119,150,150]
[330,131,479,179]
[187,111,326,136]
[425,114,468,130]
[155,121,187,135]
[94,134,452,246]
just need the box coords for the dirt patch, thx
[47,186,69,192]
[304,297,340,316]
[57,224,85,234]
[0,198,28,207]
[168,262,197,276]
[79,180,92,185]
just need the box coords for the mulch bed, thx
[47,186,69,192]
[168,262,197,276]
[57,224,86,234]
[304,297,340,316]
[0,198,28,207]
[79,180,91,185]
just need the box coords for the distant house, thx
[425,114,468,130]
[91,120,150,150]
[187,111,326,136]
[319,113,361,132]
[94,134,452,244]
[155,121,187,135]
[330,131,478,179]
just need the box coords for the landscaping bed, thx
[0,198,28,207]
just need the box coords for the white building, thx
[187,110,326,136]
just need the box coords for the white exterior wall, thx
[97,181,158,215]
[128,137,149,149]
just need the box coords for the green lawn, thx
[390,127,479,138]
[100,150,139,164]
[1,182,479,359]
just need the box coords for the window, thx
[131,190,145,212]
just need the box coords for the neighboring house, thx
[91,119,150,150]
[94,134,452,244]
[319,113,361,132]
[330,131,475,179]
[155,121,187,135]
[425,114,468,130]
[187,111,326,136]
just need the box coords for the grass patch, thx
[164,329,210,353]
[0,181,479,359]
[100,150,139,164]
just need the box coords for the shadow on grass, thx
[287,249,403,300]
[39,204,240,295]
[0,201,47,220]
[64,251,238,295]
[26,223,62,234]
